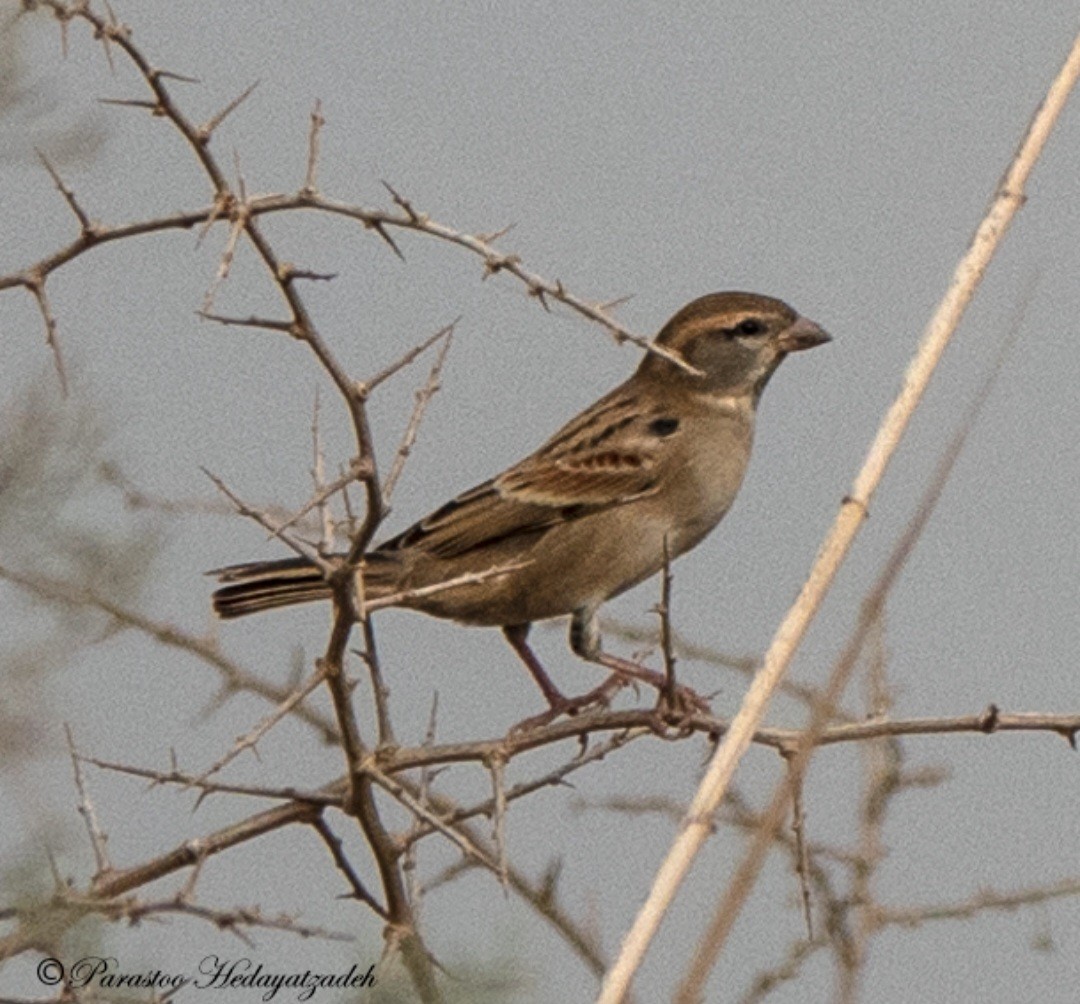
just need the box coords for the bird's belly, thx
[400,451,746,627]
[475,501,730,625]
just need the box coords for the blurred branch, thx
[0,563,341,742]
[873,879,1080,928]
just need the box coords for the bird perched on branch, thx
[212,292,830,722]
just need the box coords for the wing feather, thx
[376,386,674,560]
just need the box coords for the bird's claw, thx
[656,681,711,718]
[508,673,627,734]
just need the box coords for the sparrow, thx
[211,292,830,719]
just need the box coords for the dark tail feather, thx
[210,558,332,618]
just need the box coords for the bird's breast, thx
[661,405,755,551]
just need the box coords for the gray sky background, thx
[2,2,1079,1001]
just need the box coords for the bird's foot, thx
[508,672,627,733]
[656,679,712,722]
[597,653,711,717]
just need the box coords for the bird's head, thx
[638,292,830,398]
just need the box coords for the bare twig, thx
[196,663,330,783]
[362,320,459,396]
[26,275,68,396]
[196,311,296,334]
[303,99,325,194]
[201,204,248,312]
[362,560,532,613]
[400,730,646,847]
[201,466,329,571]
[65,724,112,878]
[382,325,454,503]
[80,754,344,806]
[199,80,260,141]
[355,604,395,747]
[310,815,389,918]
[362,761,502,880]
[36,148,94,234]
[403,697,442,913]
[654,535,677,710]
[272,458,371,538]
[785,752,814,941]
[486,752,509,889]
[109,897,354,943]
[374,182,697,373]
[311,387,335,550]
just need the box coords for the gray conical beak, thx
[776,316,831,353]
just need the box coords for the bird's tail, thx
[210,558,334,618]
[211,555,402,619]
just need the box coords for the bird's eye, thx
[735,318,766,336]
[647,416,679,437]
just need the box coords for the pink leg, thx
[503,624,626,729]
